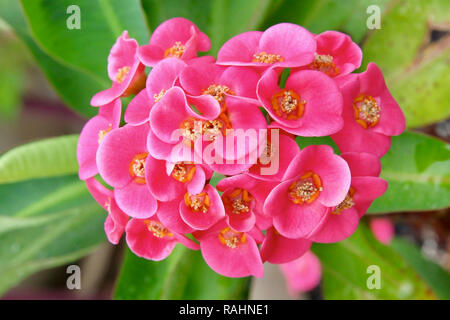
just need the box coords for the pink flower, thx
[331,62,405,157]
[307,31,362,77]
[370,218,395,245]
[96,124,157,219]
[260,227,311,264]
[257,68,343,136]
[180,184,225,230]
[195,220,264,278]
[248,129,300,182]
[264,145,351,239]
[146,156,211,202]
[309,152,388,243]
[217,23,316,69]
[217,174,276,232]
[179,60,260,105]
[126,216,199,261]
[280,251,322,295]
[125,58,187,125]
[85,177,128,244]
[91,31,146,106]
[138,18,211,67]
[77,99,121,180]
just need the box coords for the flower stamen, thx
[164,41,186,58]
[288,171,323,205]
[223,188,253,215]
[311,53,339,76]
[271,89,305,120]
[332,187,355,214]
[353,94,381,128]
[153,89,166,102]
[98,125,112,144]
[184,192,211,213]
[218,227,246,249]
[128,153,148,184]
[171,162,196,183]
[253,52,283,64]
[144,220,173,238]
[116,66,130,84]
[202,84,234,103]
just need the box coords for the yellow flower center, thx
[202,84,234,103]
[184,192,211,213]
[288,171,323,205]
[116,66,130,84]
[271,89,305,120]
[171,162,196,183]
[332,187,355,214]
[164,41,186,58]
[218,227,246,249]
[144,220,173,238]
[353,94,381,129]
[98,125,112,144]
[153,89,166,102]
[311,53,339,76]
[128,153,148,184]
[223,188,253,215]
[253,52,283,64]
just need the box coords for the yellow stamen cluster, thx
[171,162,196,183]
[180,112,232,143]
[223,188,252,215]
[184,192,211,213]
[145,220,173,238]
[116,66,130,84]
[202,84,234,103]
[253,52,283,64]
[98,125,112,144]
[218,227,246,249]
[153,89,166,102]
[128,153,148,184]
[353,94,381,129]
[271,89,305,120]
[311,53,339,76]
[332,187,355,214]
[288,172,323,205]
[164,41,186,58]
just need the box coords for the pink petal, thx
[156,200,195,234]
[97,124,149,188]
[124,89,153,125]
[341,152,381,177]
[370,218,395,245]
[280,251,322,295]
[260,227,312,264]
[309,207,360,243]
[114,181,157,219]
[217,31,263,66]
[145,156,186,201]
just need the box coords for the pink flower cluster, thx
[77,18,405,278]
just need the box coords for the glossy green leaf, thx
[368,131,450,213]
[0,175,106,296]
[295,136,340,154]
[0,0,105,117]
[20,0,149,81]
[362,0,450,127]
[115,246,250,299]
[313,223,436,299]
[391,238,450,300]
[261,0,390,43]
[141,0,274,54]
[0,135,79,184]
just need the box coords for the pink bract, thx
[280,251,322,295]
[217,23,316,69]
[91,31,146,106]
[138,18,210,67]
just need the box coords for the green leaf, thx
[141,0,274,55]
[20,0,149,81]
[261,0,391,43]
[362,0,450,127]
[0,0,105,117]
[391,238,450,300]
[368,131,450,213]
[115,246,250,299]
[0,135,79,184]
[0,175,106,296]
[313,223,436,299]
[295,135,340,154]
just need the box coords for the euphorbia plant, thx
[77,18,405,279]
